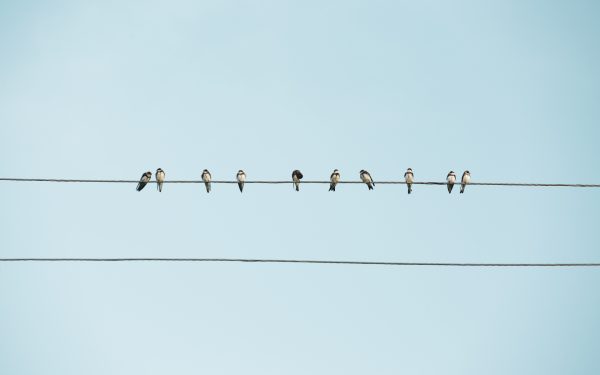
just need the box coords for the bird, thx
[155,168,165,192]
[446,171,456,193]
[404,168,414,194]
[236,170,246,193]
[292,170,303,191]
[460,170,471,194]
[202,169,212,193]
[329,169,340,191]
[360,170,374,190]
[136,171,152,191]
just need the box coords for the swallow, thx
[460,170,471,194]
[136,171,152,192]
[292,170,303,191]
[202,169,212,193]
[446,171,456,193]
[404,168,414,194]
[329,169,340,191]
[155,168,165,192]
[236,170,246,193]
[360,170,374,190]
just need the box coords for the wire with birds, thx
[2,169,600,193]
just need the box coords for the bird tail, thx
[136,183,144,192]
[448,184,453,193]
[239,182,244,193]
[205,182,211,193]
[329,184,335,191]
[460,184,465,194]
[157,182,162,192]
[408,184,412,194]
[368,184,373,190]
[295,182,299,192]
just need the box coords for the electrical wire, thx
[1,178,599,188]
[0,258,599,267]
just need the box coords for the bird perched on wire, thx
[236,170,246,193]
[202,169,212,193]
[360,170,374,190]
[292,170,303,191]
[155,168,165,192]
[329,169,340,191]
[136,171,152,192]
[446,171,456,193]
[404,168,414,194]
[460,171,471,194]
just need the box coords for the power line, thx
[0,258,599,267]
[1,178,599,188]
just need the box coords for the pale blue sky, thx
[1,1,600,374]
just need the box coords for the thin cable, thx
[0,178,599,188]
[0,258,599,267]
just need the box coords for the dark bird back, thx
[136,172,151,192]
[292,170,303,191]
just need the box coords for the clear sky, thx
[1,0,600,374]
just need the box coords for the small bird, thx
[155,168,165,192]
[446,171,456,193]
[292,170,303,191]
[136,171,152,192]
[236,170,246,193]
[202,169,212,193]
[360,170,374,190]
[404,168,414,194]
[329,169,340,191]
[460,170,471,194]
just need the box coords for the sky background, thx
[1,0,600,374]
